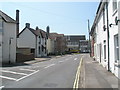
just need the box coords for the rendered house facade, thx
[0,10,16,63]
[90,0,120,78]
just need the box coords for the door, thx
[99,44,102,63]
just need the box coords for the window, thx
[114,34,119,62]
[104,40,106,59]
[103,8,106,31]
[113,0,117,12]
[39,36,41,44]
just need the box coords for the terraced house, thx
[17,23,47,58]
[0,10,16,64]
[90,0,120,78]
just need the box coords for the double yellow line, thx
[73,57,83,90]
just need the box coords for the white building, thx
[91,0,120,78]
[0,10,16,64]
[17,23,47,57]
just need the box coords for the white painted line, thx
[65,59,68,60]
[0,70,28,76]
[20,68,36,72]
[16,70,39,81]
[44,64,55,69]
[0,75,17,81]
[74,58,77,60]
[59,61,64,63]
[0,86,4,89]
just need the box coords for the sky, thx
[1,1,99,39]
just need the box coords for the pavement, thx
[79,54,120,89]
[1,55,64,67]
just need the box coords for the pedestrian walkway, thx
[1,55,63,67]
[79,54,120,89]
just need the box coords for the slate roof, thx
[40,29,47,38]
[18,27,47,38]
[0,10,16,23]
[49,33,64,40]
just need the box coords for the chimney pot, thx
[26,23,30,28]
[36,26,39,30]
[46,26,50,34]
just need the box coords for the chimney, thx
[26,23,30,28]
[16,10,19,35]
[36,26,39,30]
[46,26,50,39]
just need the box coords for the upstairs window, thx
[113,0,117,12]
[103,8,106,31]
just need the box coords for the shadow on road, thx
[0,62,31,67]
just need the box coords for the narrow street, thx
[0,54,83,89]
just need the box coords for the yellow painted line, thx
[73,57,83,90]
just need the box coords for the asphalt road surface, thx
[0,54,84,89]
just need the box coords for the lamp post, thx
[88,19,91,57]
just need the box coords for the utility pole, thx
[88,19,91,57]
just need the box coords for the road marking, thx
[44,64,55,69]
[0,70,28,76]
[16,70,39,81]
[65,59,68,61]
[0,75,17,81]
[59,61,64,63]
[20,68,36,72]
[0,86,4,89]
[73,57,83,90]
[74,58,77,61]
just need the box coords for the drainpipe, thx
[106,2,110,71]
[35,36,37,58]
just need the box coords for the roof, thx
[18,27,47,38]
[90,0,105,35]
[40,29,47,38]
[49,33,64,40]
[0,10,16,23]
[29,28,40,36]
[65,35,86,41]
